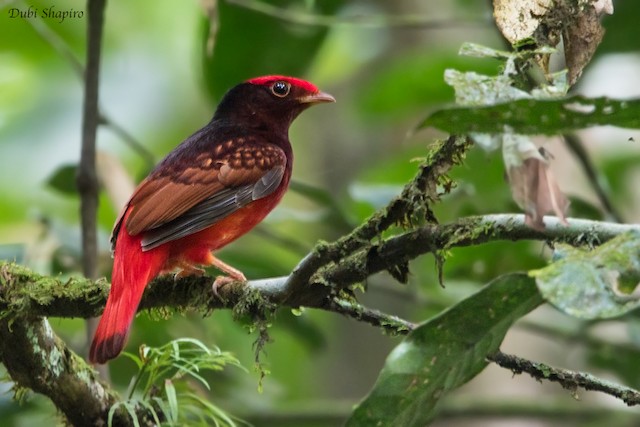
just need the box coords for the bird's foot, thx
[212,271,247,298]
[205,254,247,297]
[174,264,205,280]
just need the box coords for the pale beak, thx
[299,90,336,104]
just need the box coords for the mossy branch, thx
[1,211,639,424]
[0,315,133,426]
[2,215,636,320]
[488,351,640,406]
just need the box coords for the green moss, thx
[11,384,31,403]
[537,363,553,379]
[313,240,331,256]
[0,261,108,320]
[232,285,272,320]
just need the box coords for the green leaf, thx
[531,231,640,319]
[346,273,542,426]
[118,338,244,424]
[108,401,141,427]
[135,400,162,426]
[165,379,179,424]
[420,96,640,135]
[151,397,174,425]
[202,0,344,100]
[46,164,78,196]
[182,392,240,426]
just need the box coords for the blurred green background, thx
[1,0,640,425]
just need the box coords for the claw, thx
[207,254,247,298]
[212,273,247,298]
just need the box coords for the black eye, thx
[271,81,290,97]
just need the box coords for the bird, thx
[89,76,335,364]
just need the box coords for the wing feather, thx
[114,141,286,251]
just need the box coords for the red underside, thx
[89,190,285,364]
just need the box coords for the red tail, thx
[89,221,167,364]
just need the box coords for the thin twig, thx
[226,0,490,29]
[488,350,640,406]
[78,0,104,285]
[329,298,416,335]
[563,133,623,222]
[77,0,106,376]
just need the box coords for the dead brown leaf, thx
[493,0,553,45]
[563,4,606,85]
[504,138,569,230]
[492,0,614,86]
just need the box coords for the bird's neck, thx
[208,116,294,153]
[213,110,294,135]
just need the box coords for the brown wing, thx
[111,141,286,251]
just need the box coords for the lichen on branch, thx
[0,315,129,425]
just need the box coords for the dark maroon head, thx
[213,75,335,133]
